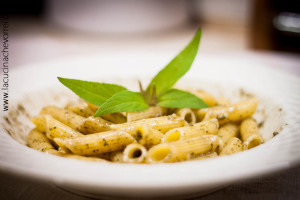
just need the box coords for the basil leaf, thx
[146,29,202,98]
[157,89,208,109]
[58,77,127,106]
[94,90,149,116]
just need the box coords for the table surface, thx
[1,166,299,200]
[1,17,300,200]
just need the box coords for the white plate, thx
[1,52,300,199]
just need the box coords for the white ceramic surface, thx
[0,53,299,199]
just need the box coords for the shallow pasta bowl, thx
[0,52,300,199]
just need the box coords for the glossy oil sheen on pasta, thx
[27,89,264,163]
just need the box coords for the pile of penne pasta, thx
[27,89,263,163]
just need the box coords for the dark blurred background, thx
[251,0,300,52]
[1,0,300,50]
[1,0,300,69]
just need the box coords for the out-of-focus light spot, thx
[273,12,300,33]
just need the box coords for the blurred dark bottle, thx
[251,0,300,53]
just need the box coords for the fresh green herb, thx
[157,89,207,109]
[58,29,208,116]
[58,77,127,106]
[145,28,202,100]
[94,90,148,116]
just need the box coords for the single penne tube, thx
[45,149,108,162]
[78,116,111,134]
[40,105,85,131]
[86,101,99,112]
[175,108,196,125]
[163,118,219,142]
[240,117,263,150]
[189,89,217,107]
[217,123,239,146]
[102,113,127,124]
[147,135,223,163]
[126,106,166,122]
[41,105,112,134]
[31,115,47,133]
[123,143,147,163]
[110,114,188,135]
[27,129,55,152]
[54,130,136,155]
[196,98,258,124]
[219,137,243,156]
[133,125,163,148]
[216,97,231,106]
[31,114,83,140]
[65,100,95,117]
[190,152,218,161]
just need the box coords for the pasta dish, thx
[27,89,263,163]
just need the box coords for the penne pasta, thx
[123,143,147,163]
[133,125,163,148]
[217,123,239,146]
[175,108,196,125]
[147,135,222,163]
[110,114,188,135]
[240,117,263,150]
[27,85,263,163]
[27,129,55,152]
[25,30,267,164]
[79,116,111,134]
[54,130,135,155]
[86,101,99,112]
[220,137,243,156]
[40,105,85,131]
[31,114,83,140]
[65,100,95,117]
[102,113,127,124]
[163,118,219,142]
[45,149,108,162]
[41,105,112,134]
[196,98,258,124]
[189,89,217,107]
[126,106,166,122]
[216,97,231,106]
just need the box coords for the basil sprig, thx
[145,28,202,103]
[57,78,126,106]
[58,29,208,117]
